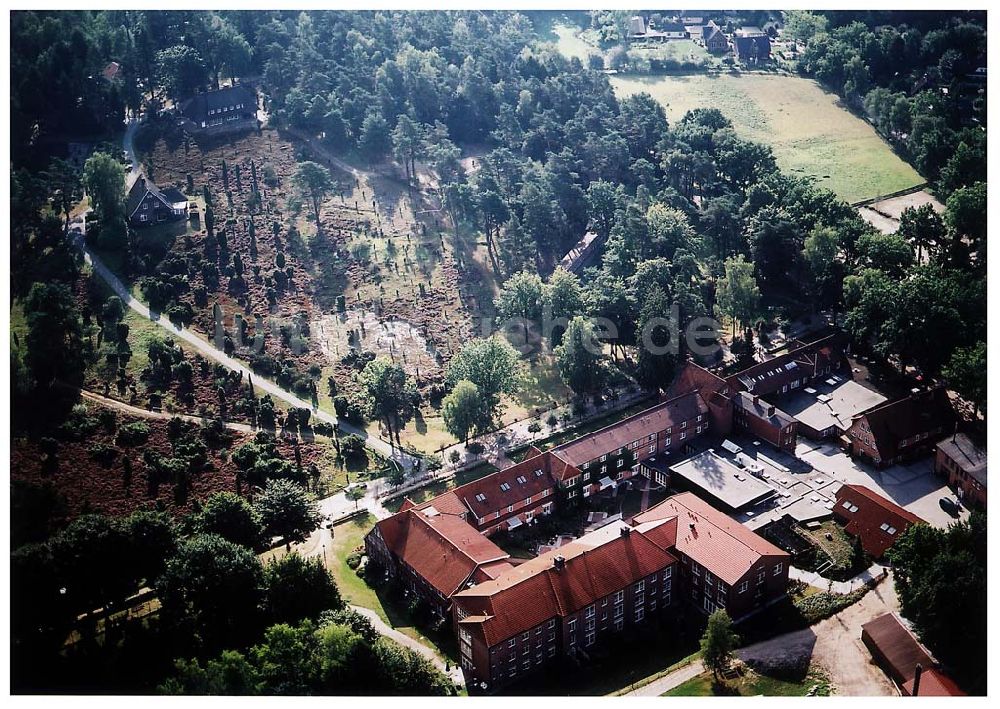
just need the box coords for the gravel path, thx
[738,579,900,696]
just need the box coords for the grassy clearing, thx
[538,16,599,63]
[611,72,924,204]
[664,666,831,697]
[629,39,718,68]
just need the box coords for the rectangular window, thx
[635,607,645,622]
[680,432,687,440]
[663,580,672,594]
[585,605,595,619]
[615,590,624,604]
[521,632,529,642]
[615,618,624,631]
[548,646,556,657]
[664,438,671,448]
[663,567,673,580]
[507,505,514,513]
[509,638,516,648]
[586,632,595,647]
[635,580,645,593]
[567,619,576,634]
[648,444,655,454]
[773,563,783,576]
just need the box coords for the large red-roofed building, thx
[450,493,788,690]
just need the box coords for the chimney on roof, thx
[767,405,775,417]
[553,555,565,571]
[620,526,632,538]
[753,395,760,406]
[912,664,923,696]
[689,522,696,531]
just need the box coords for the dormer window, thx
[516,475,527,484]
[475,493,487,503]
[500,482,511,492]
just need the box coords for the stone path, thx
[789,563,889,594]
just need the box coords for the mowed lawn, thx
[611,73,924,204]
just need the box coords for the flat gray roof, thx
[669,451,777,510]
[779,379,887,434]
[937,433,986,484]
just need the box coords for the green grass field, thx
[664,667,831,697]
[611,73,924,204]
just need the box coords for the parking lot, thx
[707,435,967,533]
[793,441,967,528]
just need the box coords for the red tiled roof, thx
[414,489,469,517]
[455,524,677,646]
[854,389,954,461]
[834,485,924,557]
[550,392,708,470]
[903,667,966,696]
[634,492,788,585]
[441,451,560,520]
[374,509,509,598]
[668,362,729,400]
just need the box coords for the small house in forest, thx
[127,176,187,227]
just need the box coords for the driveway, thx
[795,441,968,528]
[739,579,901,696]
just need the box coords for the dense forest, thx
[9,9,988,694]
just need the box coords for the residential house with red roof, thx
[846,388,954,468]
[833,484,925,557]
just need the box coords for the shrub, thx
[116,421,151,446]
[88,442,119,466]
[346,549,363,570]
[527,421,542,433]
[448,449,461,464]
